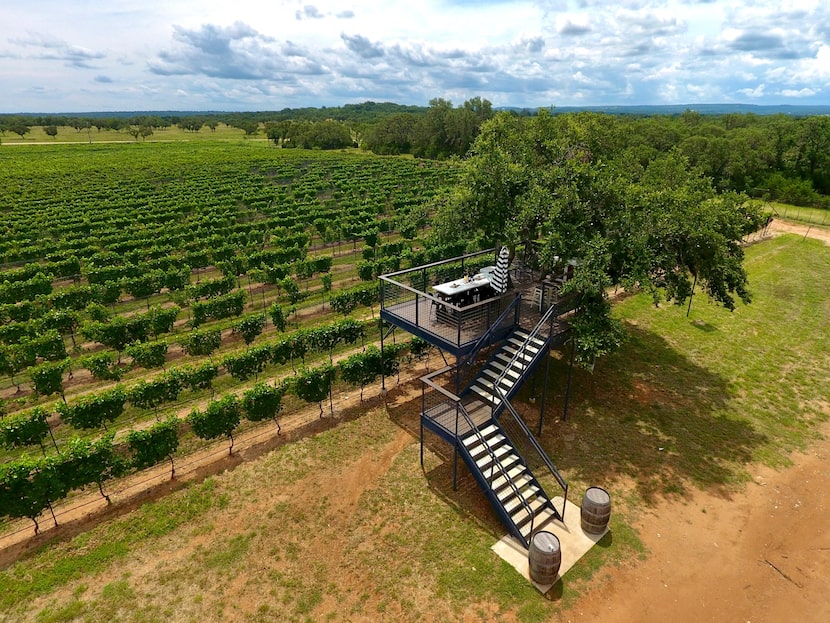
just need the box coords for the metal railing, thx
[381,272,513,351]
[489,299,559,397]
[380,248,497,290]
[460,293,521,368]
[454,401,536,545]
[487,300,570,521]
[497,397,568,522]
[420,365,536,545]
[421,365,464,438]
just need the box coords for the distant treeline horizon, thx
[2,99,829,208]
[2,101,830,121]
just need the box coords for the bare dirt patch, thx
[564,423,830,623]
[767,218,830,245]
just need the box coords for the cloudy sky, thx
[2,0,829,112]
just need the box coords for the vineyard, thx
[0,141,464,537]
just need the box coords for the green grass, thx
[525,233,830,502]
[1,233,828,622]
[765,201,830,227]
[0,477,223,610]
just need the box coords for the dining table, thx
[432,273,491,298]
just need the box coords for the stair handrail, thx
[459,292,522,369]
[495,394,568,522]
[454,401,536,545]
[490,300,559,397]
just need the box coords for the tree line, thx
[3,101,828,207]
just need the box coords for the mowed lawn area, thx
[2,233,828,623]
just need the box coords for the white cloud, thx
[0,0,828,112]
[780,87,818,97]
[738,84,766,98]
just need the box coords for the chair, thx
[532,286,543,311]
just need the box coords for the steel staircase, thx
[419,297,574,547]
[465,328,547,413]
[458,416,562,545]
[459,303,570,546]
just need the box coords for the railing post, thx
[415,292,419,327]
[452,441,458,491]
[563,339,576,421]
[538,346,551,435]
[420,382,426,469]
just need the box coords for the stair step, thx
[476,375,515,393]
[487,361,522,379]
[474,443,513,469]
[474,423,499,439]
[499,481,539,503]
[508,496,548,523]
[494,354,531,373]
[469,384,498,405]
[491,470,533,494]
[481,368,518,388]
[507,337,543,353]
[461,422,498,443]
[513,329,546,345]
[501,345,536,362]
[489,462,528,486]
[502,487,542,514]
[510,495,553,534]
[519,507,558,539]
[476,449,520,473]
[465,433,507,457]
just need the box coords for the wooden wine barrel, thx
[528,531,561,584]
[581,486,611,534]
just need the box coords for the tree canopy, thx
[435,110,764,363]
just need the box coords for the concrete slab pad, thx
[491,496,609,593]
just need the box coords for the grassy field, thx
[764,201,830,227]
[1,232,827,623]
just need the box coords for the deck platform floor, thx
[422,397,494,440]
[383,296,501,349]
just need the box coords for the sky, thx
[1,0,829,113]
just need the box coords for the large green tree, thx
[436,110,763,362]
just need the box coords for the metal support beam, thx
[380,318,386,393]
[563,339,576,421]
[420,419,424,470]
[452,446,458,491]
[538,346,552,435]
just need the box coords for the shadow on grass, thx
[389,321,769,517]
[386,390,511,540]
[520,324,767,502]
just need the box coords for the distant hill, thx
[4,102,829,120]
[503,104,830,117]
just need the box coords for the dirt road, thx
[564,219,830,623]
[564,424,830,622]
